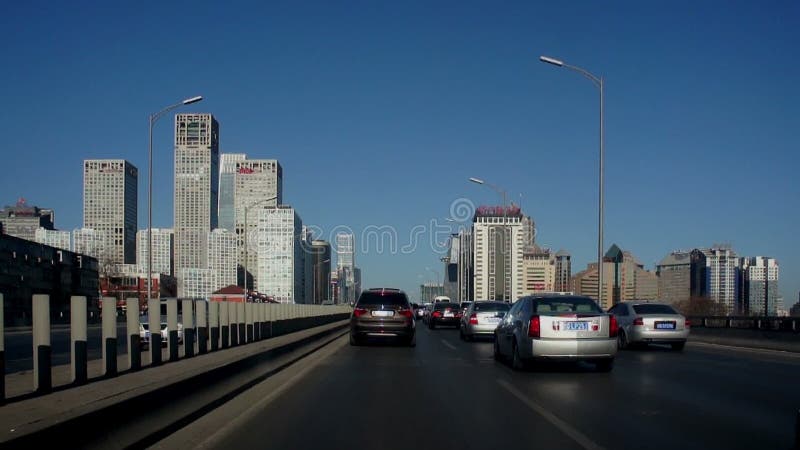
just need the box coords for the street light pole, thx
[147,96,203,305]
[539,55,605,307]
[242,195,278,298]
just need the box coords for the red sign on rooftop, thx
[475,205,523,218]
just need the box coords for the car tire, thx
[671,341,686,351]
[617,330,628,350]
[349,333,360,346]
[511,340,526,371]
[596,358,614,372]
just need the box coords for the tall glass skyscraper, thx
[218,153,246,232]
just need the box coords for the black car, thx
[428,302,462,329]
[350,288,416,346]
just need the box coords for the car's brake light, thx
[685,319,691,328]
[609,315,619,338]
[469,313,478,325]
[633,316,644,326]
[432,311,442,318]
[528,315,541,338]
[353,308,368,318]
[398,308,413,318]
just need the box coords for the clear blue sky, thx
[2,1,798,305]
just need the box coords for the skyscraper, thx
[136,228,174,276]
[656,251,692,305]
[300,226,314,304]
[457,229,474,302]
[472,205,525,302]
[740,256,779,316]
[83,159,138,265]
[554,249,572,292]
[218,153,246,232]
[174,113,219,297]
[208,228,237,294]
[34,227,71,251]
[256,206,303,303]
[311,240,332,304]
[699,246,740,314]
[336,232,355,269]
[522,246,555,295]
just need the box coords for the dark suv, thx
[350,288,416,347]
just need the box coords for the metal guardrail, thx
[689,316,800,332]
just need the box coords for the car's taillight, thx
[398,308,413,318]
[469,313,478,325]
[685,319,691,328]
[609,315,619,338]
[528,315,541,338]
[432,311,442,318]
[633,316,644,326]
[353,308,368,318]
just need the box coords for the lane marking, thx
[688,341,800,359]
[441,339,457,351]
[497,378,605,450]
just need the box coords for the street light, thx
[242,196,279,297]
[539,54,605,306]
[468,177,508,210]
[147,96,203,304]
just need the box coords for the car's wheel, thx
[617,330,628,350]
[493,337,502,361]
[596,358,614,372]
[349,333,360,346]
[671,341,686,351]
[511,340,526,371]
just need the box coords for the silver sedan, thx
[459,301,509,341]
[609,302,690,351]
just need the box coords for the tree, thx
[674,296,728,316]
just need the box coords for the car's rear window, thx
[357,292,409,306]
[633,304,677,315]
[474,302,510,312]
[534,297,603,314]
[460,302,473,308]
[434,302,459,310]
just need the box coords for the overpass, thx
[0,295,798,449]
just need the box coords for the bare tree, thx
[674,296,728,316]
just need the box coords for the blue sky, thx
[2,1,798,304]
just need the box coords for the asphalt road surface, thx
[200,322,800,450]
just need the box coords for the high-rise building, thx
[256,206,303,303]
[656,251,692,305]
[420,283,445,303]
[457,229,474,302]
[472,205,525,302]
[34,227,71,251]
[0,199,55,242]
[73,228,109,263]
[83,159,138,265]
[208,229,237,294]
[554,249,572,292]
[336,232,355,269]
[698,246,740,314]
[300,226,315,304]
[136,228,174,276]
[311,240,332,304]
[174,113,220,297]
[218,153,246,232]
[740,256,779,316]
[353,267,362,301]
[522,246,555,295]
[521,215,536,250]
[572,244,658,309]
[179,268,214,300]
[443,234,460,301]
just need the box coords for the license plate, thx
[372,310,394,317]
[564,321,588,331]
[655,321,676,330]
[485,317,500,324]
[444,312,454,318]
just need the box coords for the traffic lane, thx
[432,326,800,450]
[211,323,586,450]
[4,325,131,373]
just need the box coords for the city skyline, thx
[1,2,797,300]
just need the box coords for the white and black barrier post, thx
[237,302,246,345]
[209,301,219,351]
[149,298,162,366]
[246,302,254,343]
[71,296,88,384]
[197,300,208,354]
[167,299,179,362]
[33,294,51,393]
[229,301,239,346]
[102,297,117,377]
[220,301,230,349]
[126,297,140,371]
[182,299,195,358]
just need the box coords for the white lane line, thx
[497,379,605,450]
[688,341,800,358]
[441,339,457,351]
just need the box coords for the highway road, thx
[174,322,800,450]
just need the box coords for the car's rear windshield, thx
[434,302,459,310]
[460,302,473,308]
[534,297,603,314]
[633,304,677,315]
[357,292,409,306]
[474,302,510,312]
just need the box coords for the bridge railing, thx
[0,293,352,402]
[688,315,799,332]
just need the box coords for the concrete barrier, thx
[197,301,208,355]
[71,296,88,384]
[126,298,140,372]
[33,294,51,393]
[149,298,162,367]
[167,299,179,362]
[182,300,195,358]
[220,301,230,349]
[101,297,117,377]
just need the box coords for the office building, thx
[554,249,572,292]
[472,205,525,302]
[521,215,536,250]
[443,234,460,301]
[311,240,332,304]
[218,153,246,232]
[73,228,109,262]
[179,268,214,300]
[136,228,174,276]
[420,283,445,303]
[83,159,138,265]
[457,229,474,302]
[174,113,220,297]
[0,199,55,242]
[336,232,355,268]
[208,228,237,295]
[694,246,740,314]
[572,244,658,309]
[740,256,779,316]
[299,226,314,304]
[656,251,692,305]
[522,246,555,295]
[34,227,71,251]
[256,206,303,303]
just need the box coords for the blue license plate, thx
[655,322,676,330]
[565,321,588,331]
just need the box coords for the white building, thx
[179,268,214,300]
[256,206,303,303]
[73,228,109,261]
[457,229,474,302]
[136,228,174,276]
[740,256,779,316]
[34,227,71,251]
[234,158,283,288]
[83,159,138,264]
[703,246,740,314]
[472,206,525,302]
[522,247,555,295]
[174,113,220,297]
[218,153,246,232]
[208,228,237,294]
[336,232,355,269]
[300,226,315,304]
